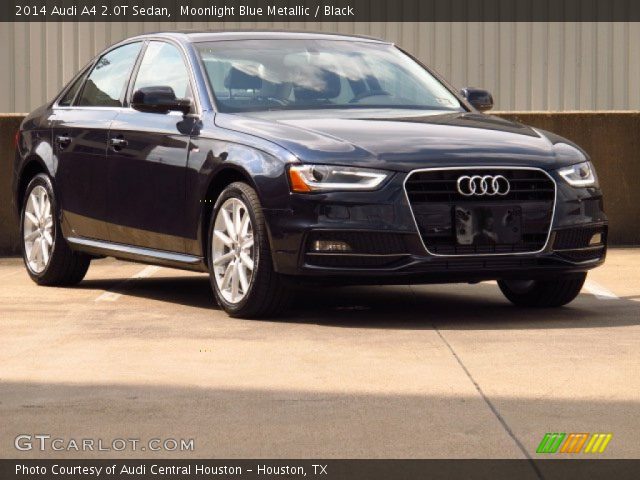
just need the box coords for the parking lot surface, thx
[1,249,639,459]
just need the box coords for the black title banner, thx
[2,0,640,22]
[2,459,640,480]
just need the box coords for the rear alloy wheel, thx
[21,174,91,285]
[498,273,587,308]
[207,182,291,318]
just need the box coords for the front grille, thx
[405,168,555,255]
[406,168,555,203]
[553,226,607,250]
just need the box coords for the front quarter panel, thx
[184,113,296,256]
[13,106,56,218]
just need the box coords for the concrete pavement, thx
[0,250,639,459]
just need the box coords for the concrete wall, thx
[0,112,638,255]
[1,21,640,112]
[0,115,23,255]
[495,111,640,246]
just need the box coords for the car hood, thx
[214,110,586,172]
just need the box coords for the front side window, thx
[196,39,462,113]
[133,41,193,100]
[77,42,141,107]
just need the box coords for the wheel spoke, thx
[35,238,43,267]
[220,261,234,290]
[30,193,41,219]
[43,197,51,220]
[241,237,254,250]
[238,263,249,293]
[25,212,38,226]
[24,230,39,242]
[40,238,50,265]
[213,251,234,266]
[230,262,240,301]
[220,208,236,240]
[233,202,242,235]
[44,218,53,229]
[43,231,53,246]
[39,191,48,219]
[29,238,40,263]
[37,190,46,218]
[240,251,254,271]
[214,230,233,248]
[239,215,250,239]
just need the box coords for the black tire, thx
[498,273,587,308]
[207,182,292,318]
[21,173,91,286]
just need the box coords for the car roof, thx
[127,30,389,45]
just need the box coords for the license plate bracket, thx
[455,205,522,246]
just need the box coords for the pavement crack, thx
[433,324,544,480]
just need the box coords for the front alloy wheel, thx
[207,182,291,318]
[23,185,53,274]
[21,173,90,285]
[212,197,255,304]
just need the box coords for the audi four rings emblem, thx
[456,174,511,196]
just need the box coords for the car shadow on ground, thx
[77,275,640,331]
[79,276,218,310]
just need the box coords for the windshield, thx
[196,39,463,113]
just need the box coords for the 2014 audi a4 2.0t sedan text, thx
[13,31,608,317]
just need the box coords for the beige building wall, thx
[0,21,639,112]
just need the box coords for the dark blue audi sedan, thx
[13,31,607,317]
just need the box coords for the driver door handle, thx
[55,135,71,147]
[109,136,128,150]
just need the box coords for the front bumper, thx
[264,168,607,284]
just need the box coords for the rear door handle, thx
[56,135,71,148]
[109,136,128,150]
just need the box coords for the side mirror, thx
[131,86,192,115]
[460,87,494,112]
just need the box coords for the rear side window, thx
[77,42,141,107]
[58,74,84,106]
[132,41,193,100]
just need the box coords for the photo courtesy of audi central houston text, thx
[13,31,607,318]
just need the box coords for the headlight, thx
[288,164,389,192]
[558,161,598,187]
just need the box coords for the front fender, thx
[13,119,55,218]
[184,124,294,257]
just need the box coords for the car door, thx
[106,40,197,252]
[52,42,142,241]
